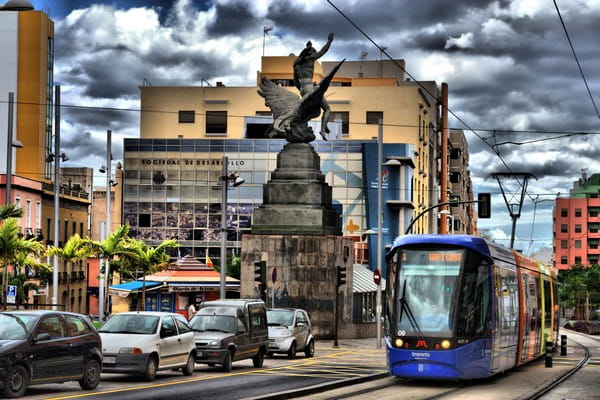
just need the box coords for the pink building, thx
[553,173,600,269]
[0,174,43,239]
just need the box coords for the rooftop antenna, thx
[263,26,273,57]
[359,51,368,77]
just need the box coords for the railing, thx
[42,181,89,200]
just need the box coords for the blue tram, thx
[384,235,558,379]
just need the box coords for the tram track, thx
[278,332,595,400]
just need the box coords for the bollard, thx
[561,335,567,356]
[545,341,553,368]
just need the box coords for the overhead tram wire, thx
[325,0,538,203]
[553,0,600,120]
[0,99,598,138]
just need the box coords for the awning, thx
[353,264,386,293]
[108,281,164,297]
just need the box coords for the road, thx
[20,340,386,400]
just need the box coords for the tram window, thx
[543,280,552,329]
[456,253,491,337]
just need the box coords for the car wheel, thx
[252,349,264,368]
[79,358,101,390]
[222,350,233,372]
[266,351,274,357]
[287,342,297,359]
[143,356,158,381]
[3,365,28,398]
[182,353,195,376]
[304,340,315,357]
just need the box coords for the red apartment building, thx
[554,172,600,269]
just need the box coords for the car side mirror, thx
[34,333,51,342]
[296,321,305,327]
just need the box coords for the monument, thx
[240,34,354,338]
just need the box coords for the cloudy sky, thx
[27,0,600,256]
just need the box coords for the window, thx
[206,111,227,134]
[561,240,568,249]
[174,315,192,334]
[560,224,568,233]
[560,208,568,217]
[575,224,582,233]
[64,220,68,243]
[36,201,41,229]
[139,214,151,227]
[575,256,582,264]
[65,315,90,336]
[15,197,21,209]
[37,316,64,339]
[560,256,567,264]
[25,200,31,229]
[178,110,195,123]
[160,316,177,337]
[330,111,349,135]
[575,208,582,217]
[575,240,582,249]
[366,111,383,125]
[450,172,461,183]
[450,148,461,159]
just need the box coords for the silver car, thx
[266,308,314,359]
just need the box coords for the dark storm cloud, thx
[205,1,258,35]
[62,106,138,132]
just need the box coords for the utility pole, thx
[52,85,60,310]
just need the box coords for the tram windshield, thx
[390,247,491,338]
[394,248,461,337]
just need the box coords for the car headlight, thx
[208,340,221,348]
[280,329,293,337]
[119,347,143,354]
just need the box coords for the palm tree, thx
[0,218,44,310]
[0,204,23,220]
[10,252,51,307]
[116,238,178,311]
[46,234,93,311]
[84,225,135,316]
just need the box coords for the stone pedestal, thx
[251,142,341,236]
[240,234,353,339]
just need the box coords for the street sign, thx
[373,269,381,285]
[271,267,277,283]
[7,285,17,304]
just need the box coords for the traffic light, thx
[478,193,491,219]
[337,266,347,287]
[254,261,267,285]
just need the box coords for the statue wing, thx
[297,59,345,120]
[257,77,300,121]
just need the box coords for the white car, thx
[98,311,196,380]
[267,308,314,359]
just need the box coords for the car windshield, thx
[0,313,38,340]
[98,314,159,334]
[267,310,294,327]
[190,315,235,333]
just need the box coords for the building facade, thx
[554,172,600,269]
[448,129,476,234]
[129,57,457,271]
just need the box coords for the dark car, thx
[191,299,268,371]
[0,310,102,398]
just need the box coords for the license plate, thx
[103,356,116,364]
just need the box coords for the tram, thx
[384,234,558,379]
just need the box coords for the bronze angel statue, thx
[258,34,343,143]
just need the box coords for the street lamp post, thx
[376,119,383,349]
[99,130,112,320]
[219,156,244,299]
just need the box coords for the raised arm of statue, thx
[314,32,334,59]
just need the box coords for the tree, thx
[0,204,23,220]
[46,234,93,311]
[9,252,51,307]
[84,224,135,316]
[0,218,44,310]
[115,237,178,311]
[559,264,600,320]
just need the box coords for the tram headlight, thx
[394,338,404,348]
[441,340,451,349]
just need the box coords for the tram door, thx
[520,272,540,361]
[492,264,519,372]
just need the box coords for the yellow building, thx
[1,2,93,311]
[140,57,440,234]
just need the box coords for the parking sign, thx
[7,285,17,304]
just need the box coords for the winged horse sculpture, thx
[257,60,344,143]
